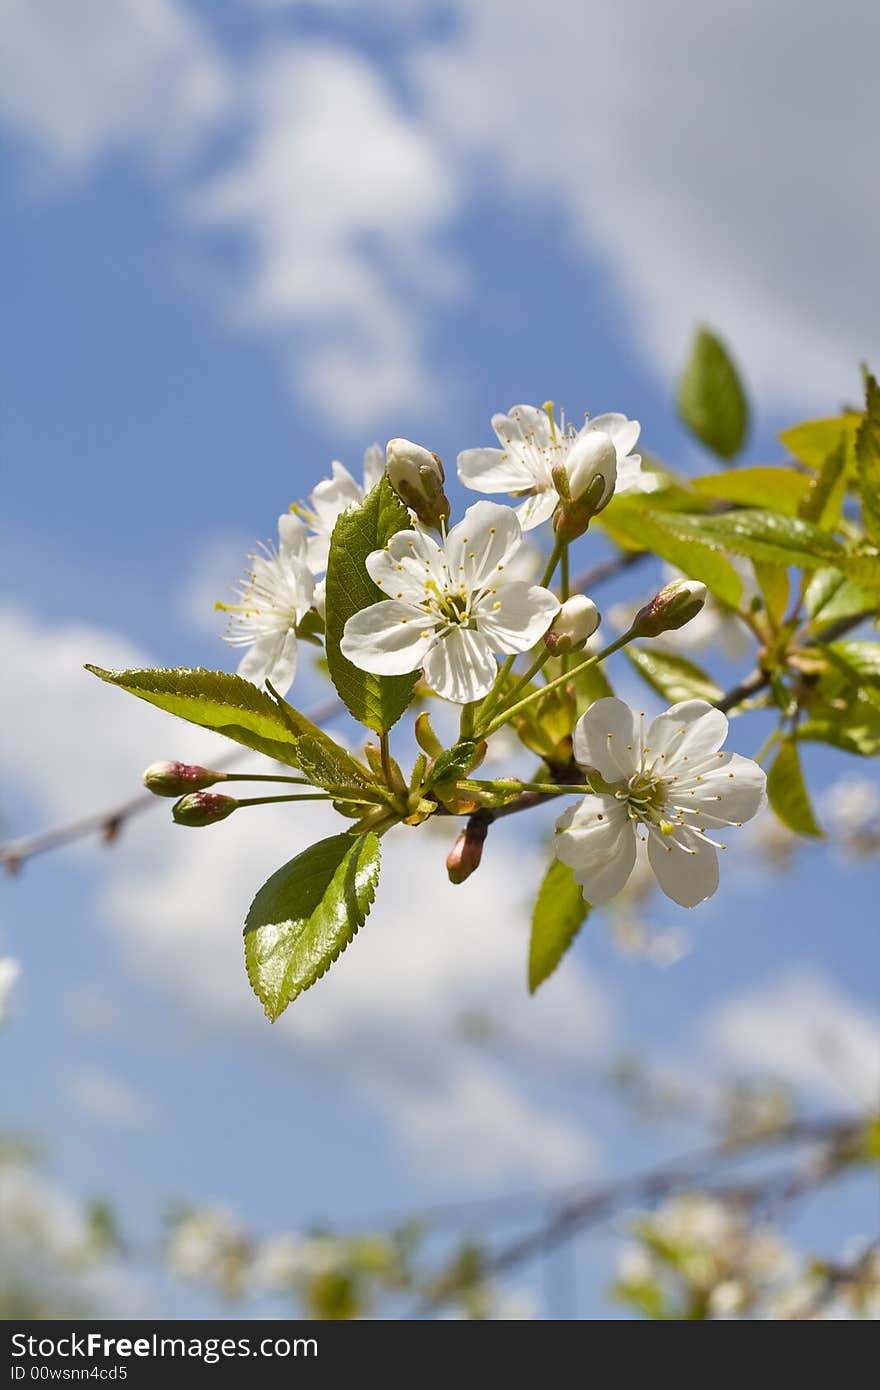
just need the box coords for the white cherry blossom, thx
[297,445,384,577]
[340,501,559,703]
[554,697,766,908]
[219,513,314,696]
[457,404,641,529]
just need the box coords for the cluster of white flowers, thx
[220,404,639,700]
[216,401,766,910]
[617,1192,793,1319]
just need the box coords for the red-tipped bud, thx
[143,762,225,797]
[172,792,237,827]
[630,578,707,637]
[446,818,488,884]
[545,595,601,653]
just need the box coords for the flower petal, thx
[646,700,729,774]
[445,501,523,589]
[554,795,636,903]
[457,446,538,493]
[239,629,298,696]
[366,526,447,596]
[588,413,641,463]
[674,751,767,826]
[278,512,308,563]
[648,826,719,907]
[362,443,384,491]
[514,488,558,531]
[423,627,498,703]
[572,697,642,782]
[474,581,559,653]
[340,601,437,675]
[493,404,554,451]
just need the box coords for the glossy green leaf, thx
[824,641,880,689]
[767,738,822,837]
[294,734,375,794]
[799,698,880,756]
[426,741,479,788]
[625,646,722,705]
[325,477,419,733]
[798,436,847,526]
[753,561,789,627]
[778,413,861,470]
[692,467,809,515]
[677,326,749,460]
[528,859,590,994]
[245,832,380,1020]
[86,665,310,767]
[804,569,876,625]
[646,509,846,571]
[600,505,743,608]
[857,374,880,546]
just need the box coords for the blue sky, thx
[1,1,879,1319]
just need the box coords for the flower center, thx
[428,587,474,628]
[617,771,668,823]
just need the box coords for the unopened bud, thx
[630,579,707,637]
[386,438,450,526]
[172,792,237,827]
[446,818,488,884]
[545,595,601,653]
[564,432,617,510]
[144,761,225,797]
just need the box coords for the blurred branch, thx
[417,1113,867,1312]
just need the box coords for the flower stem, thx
[234,793,338,808]
[222,773,312,785]
[379,732,394,789]
[459,701,476,740]
[476,654,518,726]
[479,630,636,738]
[539,537,564,590]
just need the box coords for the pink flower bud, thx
[143,762,225,797]
[172,792,237,827]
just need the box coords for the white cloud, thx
[0,0,230,175]
[1,602,611,1184]
[706,969,880,1107]
[66,1064,156,1130]
[187,42,460,425]
[414,0,880,411]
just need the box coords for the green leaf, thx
[86,665,309,767]
[799,697,880,756]
[600,505,743,608]
[778,413,860,470]
[643,509,846,571]
[625,646,722,705]
[798,437,847,527]
[857,373,880,546]
[677,326,749,460]
[824,641,880,690]
[692,466,809,515]
[245,833,380,1020]
[804,569,876,625]
[325,478,419,734]
[528,859,590,994]
[767,738,822,837]
[426,741,479,788]
[294,734,375,794]
[753,561,789,627]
